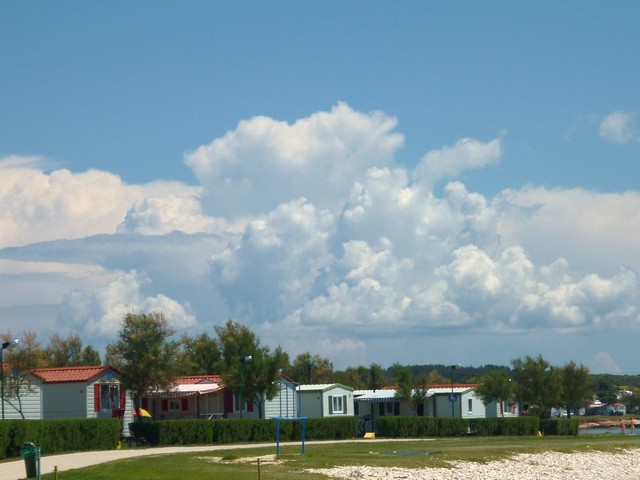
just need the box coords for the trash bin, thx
[19,442,38,478]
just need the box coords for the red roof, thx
[31,366,119,383]
[174,375,223,385]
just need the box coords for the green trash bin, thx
[20,442,38,478]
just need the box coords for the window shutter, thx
[343,395,347,414]
[393,402,400,416]
[226,390,234,412]
[379,403,385,416]
[142,397,148,410]
[328,395,333,414]
[161,399,168,411]
[94,384,100,412]
[247,399,254,412]
[120,388,126,410]
[181,398,188,411]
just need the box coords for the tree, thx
[512,355,561,419]
[291,353,333,384]
[214,320,289,418]
[176,333,221,375]
[559,361,592,418]
[475,370,514,417]
[43,334,101,367]
[391,363,413,402]
[426,369,449,385]
[1,331,44,419]
[105,311,178,418]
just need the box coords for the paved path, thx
[1,439,425,480]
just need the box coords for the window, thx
[169,400,181,411]
[468,398,473,413]
[332,395,344,414]
[94,383,121,411]
[329,395,348,414]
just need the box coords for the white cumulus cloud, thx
[60,269,196,337]
[184,102,404,216]
[598,111,639,144]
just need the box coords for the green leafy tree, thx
[474,370,514,417]
[44,333,101,367]
[1,331,44,419]
[105,311,178,419]
[176,332,221,375]
[512,354,561,419]
[391,363,413,401]
[559,361,592,418]
[215,319,289,418]
[291,352,333,384]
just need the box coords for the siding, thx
[2,380,42,420]
[43,383,86,419]
[265,383,299,419]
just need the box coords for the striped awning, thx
[355,390,398,403]
[151,383,223,398]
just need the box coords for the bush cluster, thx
[129,416,359,446]
[376,416,576,437]
[0,419,121,459]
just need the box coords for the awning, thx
[151,383,223,398]
[355,390,398,403]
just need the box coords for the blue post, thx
[301,418,306,454]
[275,418,281,456]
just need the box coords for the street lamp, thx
[239,355,252,419]
[1,339,19,420]
[450,364,461,418]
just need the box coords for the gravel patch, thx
[307,448,640,479]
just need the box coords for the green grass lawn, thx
[40,435,640,480]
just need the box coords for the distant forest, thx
[402,364,640,389]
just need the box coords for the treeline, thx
[3,314,639,419]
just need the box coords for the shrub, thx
[0,419,121,459]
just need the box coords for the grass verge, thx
[39,435,640,480]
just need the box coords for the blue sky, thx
[1,2,639,375]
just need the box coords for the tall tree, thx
[1,331,44,419]
[474,370,514,417]
[105,311,178,418]
[291,352,333,384]
[176,332,221,375]
[512,355,561,419]
[390,363,413,402]
[559,361,592,418]
[214,319,289,418]
[44,333,101,367]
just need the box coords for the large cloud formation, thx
[1,104,639,372]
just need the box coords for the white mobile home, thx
[299,384,355,418]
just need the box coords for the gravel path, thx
[308,448,640,480]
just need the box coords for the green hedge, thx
[375,416,575,437]
[0,419,121,459]
[468,417,539,436]
[375,417,469,438]
[129,416,359,446]
[540,418,580,436]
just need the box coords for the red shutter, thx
[120,388,126,409]
[161,399,168,411]
[94,384,100,411]
[142,397,148,409]
[247,399,254,413]
[181,398,188,411]
[226,390,234,412]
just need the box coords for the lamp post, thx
[239,355,252,419]
[450,364,460,418]
[1,339,19,420]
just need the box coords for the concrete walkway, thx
[1,439,423,480]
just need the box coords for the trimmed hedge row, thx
[540,418,580,436]
[376,416,577,438]
[129,416,359,446]
[0,419,122,459]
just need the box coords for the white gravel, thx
[307,448,640,480]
